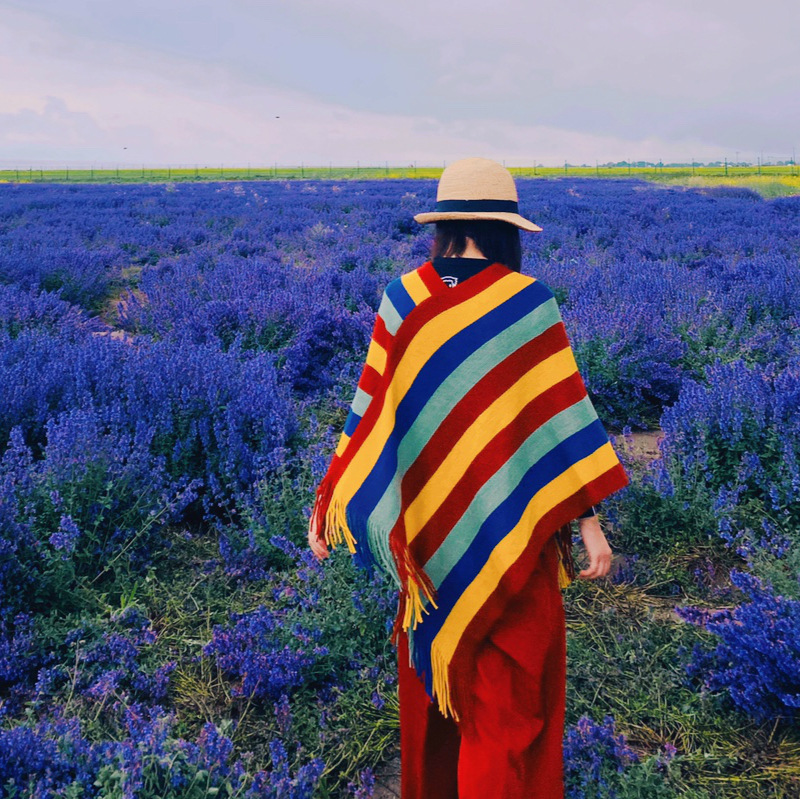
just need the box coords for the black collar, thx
[432,256,492,281]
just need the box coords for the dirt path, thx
[613,429,665,464]
[372,746,401,798]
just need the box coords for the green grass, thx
[102,522,400,797]
[649,173,800,198]
[2,164,799,197]
[58,521,799,798]
[564,546,800,798]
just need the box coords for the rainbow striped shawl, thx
[309,260,629,721]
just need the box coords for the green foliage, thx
[253,463,319,553]
[19,462,173,617]
[743,539,800,602]
[562,577,800,798]
[612,475,718,559]
[94,743,245,799]
[616,753,708,799]
[566,595,714,730]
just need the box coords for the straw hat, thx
[413,157,542,232]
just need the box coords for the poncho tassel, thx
[389,524,439,646]
[431,642,460,722]
[309,471,357,554]
[554,521,576,589]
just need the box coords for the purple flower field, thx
[1,178,799,797]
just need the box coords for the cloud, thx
[0,96,153,153]
[0,1,795,166]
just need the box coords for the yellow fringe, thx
[322,496,357,554]
[417,571,438,606]
[400,575,433,632]
[402,589,413,630]
[402,567,439,631]
[320,492,441,628]
[557,556,573,589]
[430,642,460,722]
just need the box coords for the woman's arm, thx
[576,515,613,579]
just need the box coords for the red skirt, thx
[396,533,567,799]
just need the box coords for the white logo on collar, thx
[441,275,459,287]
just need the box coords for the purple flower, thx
[274,693,293,737]
[677,568,800,722]
[563,713,639,796]
[348,766,376,798]
[48,514,81,557]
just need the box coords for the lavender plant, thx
[2,178,800,796]
[563,714,686,799]
[0,703,328,799]
[202,603,327,701]
[616,357,800,567]
[676,568,800,723]
[563,714,640,797]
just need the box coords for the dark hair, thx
[431,219,522,272]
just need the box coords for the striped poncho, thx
[309,260,630,721]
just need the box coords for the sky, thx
[1,0,798,167]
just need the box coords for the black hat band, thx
[434,199,519,213]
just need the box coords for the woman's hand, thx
[576,515,612,579]
[308,525,330,561]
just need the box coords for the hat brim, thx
[413,210,543,232]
